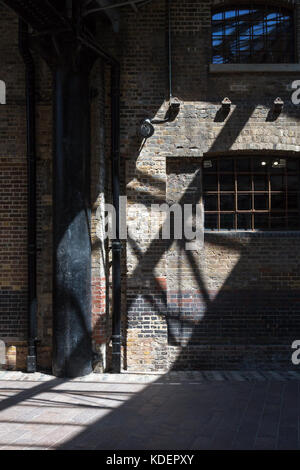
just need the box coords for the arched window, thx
[211,4,295,64]
[203,156,300,231]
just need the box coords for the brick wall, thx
[166,159,300,369]
[0,5,55,369]
[0,7,28,368]
[2,0,300,373]
[90,59,111,372]
[122,0,300,371]
[0,7,111,371]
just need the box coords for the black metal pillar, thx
[52,64,92,377]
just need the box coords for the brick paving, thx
[0,371,299,450]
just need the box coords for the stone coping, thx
[209,63,300,73]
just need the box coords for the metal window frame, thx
[203,155,300,231]
[211,3,296,64]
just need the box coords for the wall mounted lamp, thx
[273,97,284,114]
[221,97,232,111]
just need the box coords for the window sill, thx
[209,64,300,73]
[204,231,300,238]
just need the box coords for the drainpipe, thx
[110,65,122,373]
[18,20,37,373]
[139,0,179,138]
[77,35,121,373]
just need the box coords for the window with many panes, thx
[211,4,295,64]
[203,156,300,231]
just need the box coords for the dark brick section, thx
[169,344,296,371]
[168,290,300,343]
[167,290,300,369]
[0,290,27,338]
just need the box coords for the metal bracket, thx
[222,97,232,111]
[111,240,122,252]
[273,97,284,113]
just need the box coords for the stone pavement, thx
[0,370,299,450]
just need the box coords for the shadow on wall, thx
[167,233,300,370]
[125,135,300,371]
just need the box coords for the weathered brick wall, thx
[0,7,27,344]
[0,5,54,369]
[0,7,28,368]
[90,59,111,372]
[122,0,300,370]
[167,159,300,369]
[0,7,110,371]
[2,0,300,373]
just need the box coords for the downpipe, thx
[111,65,121,373]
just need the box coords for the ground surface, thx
[0,370,299,450]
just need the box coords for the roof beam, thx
[93,0,120,32]
[130,1,138,12]
[0,0,69,32]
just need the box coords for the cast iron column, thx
[52,61,93,377]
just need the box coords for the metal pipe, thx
[83,0,151,16]
[168,0,172,100]
[18,19,37,373]
[144,0,174,128]
[111,66,122,373]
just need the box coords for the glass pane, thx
[225,9,236,19]
[220,214,234,230]
[205,214,218,230]
[288,215,300,230]
[219,158,234,172]
[238,194,251,210]
[287,176,299,190]
[253,38,264,52]
[237,175,251,191]
[204,195,218,211]
[271,175,284,191]
[203,174,217,192]
[237,213,252,230]
[236,158,251,172]
[270,213,286,229]
[212,54,224,64]
[271,194,285,209]
[212,12,223,21]
[287,159,299,171]
[254,175,268,191]
[220,195,234,210]
[253,22,264,35]
[254,194,268,210]
[255,213,268,229]
[220,174,234,191]
[288,194,299,210]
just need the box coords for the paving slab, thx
[0,371,299,450]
